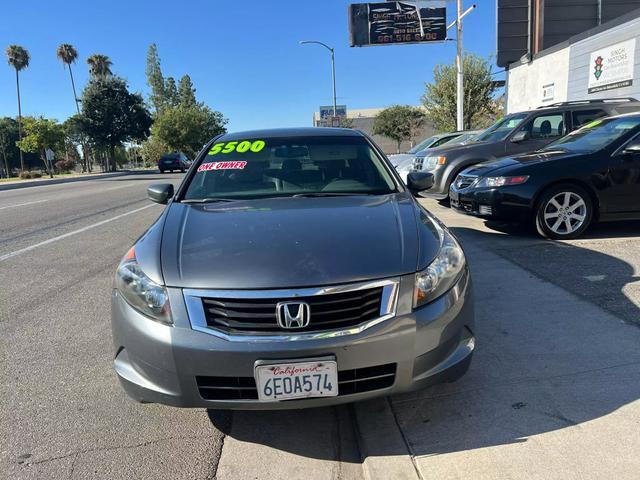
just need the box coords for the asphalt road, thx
[0,173,227,479]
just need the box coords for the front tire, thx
[535,184,593,239]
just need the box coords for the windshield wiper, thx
[180,198,239,204]
[292,192,374,198]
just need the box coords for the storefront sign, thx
[588,39,636,94]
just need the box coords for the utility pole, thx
[447,2,476,131]
[456,0,464,131]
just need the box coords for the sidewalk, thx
[355,225,640,479]
[0,171,136,191]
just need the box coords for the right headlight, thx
[115,247,172,324]
[414,227,466,308]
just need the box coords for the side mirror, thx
[147,183,174,204]
[511,131,529,143]
[622,139,640,154]
[407,172,434,194]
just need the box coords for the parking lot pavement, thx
[378,199,640,479]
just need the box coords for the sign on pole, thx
[349,1,446,47]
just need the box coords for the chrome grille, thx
[454,174,477,189]
[201,287,383,334]
[183,279,400,340]
[412,156,424,170]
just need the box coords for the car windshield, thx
[182,135,398,201]
[542,116,640,153]
[475,113,528,143]
[408,136,440,154]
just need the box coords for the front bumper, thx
[111,271,475,410]
[417,165,449,200]
[449,184,532,221]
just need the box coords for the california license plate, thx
[254,360,338,401]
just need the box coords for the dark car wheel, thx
[535,184,593,240]
[159,169,165,174]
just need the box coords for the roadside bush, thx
[18,171,42,179]
[55,159,76,172]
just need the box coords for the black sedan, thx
[449,113,640,239]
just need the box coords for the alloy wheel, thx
[543,192,587,235]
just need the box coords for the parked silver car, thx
[111,128,475,409]
[395,131,482,183]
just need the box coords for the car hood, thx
[462,149,584,176]
[160,193,439,289]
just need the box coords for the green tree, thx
[0,117,20,177]
[78,77,152,171]
[5,44,30,172]
[15,116,66,178]
[178,75,197,108]
[422,53,499,131]
[86,54,112,78]
[140,136,169,167]
[372,105,426,153]
[145,43,166,113]
[56,44,81,112]
[164,76,178,108]
[152,105,227,158]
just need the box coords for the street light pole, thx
[447,2,476,131]
[456,0,464,131]
[299,40,337,119]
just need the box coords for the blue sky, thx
[1,0,498,132]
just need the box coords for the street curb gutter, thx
[0,171,131,191]
[353,398,421,480]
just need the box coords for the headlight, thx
[115,247,172,324]
[422,156,446,171]
[476,175,529,188]
[414,227,466,308]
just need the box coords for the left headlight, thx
[476,175,529,188]
[115,247,172,324]
[414,227,466,308]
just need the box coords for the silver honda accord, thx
[111,127,475,410]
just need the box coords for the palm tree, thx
[5,45,30,172]
[57,43,90,172]
[56,44,80,112]
[86,54,112,78]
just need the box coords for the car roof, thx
[218,127,364,141]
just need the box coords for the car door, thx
[605,132,640,213]
[506,112,568,155]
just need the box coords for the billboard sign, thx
[349,1,446,47]
[319,105,347,120]
[588,39,636,94]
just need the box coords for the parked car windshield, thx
[475,113,528,143]
[407,136,439,154]
[542,115,640,153]
[182,135,398,201]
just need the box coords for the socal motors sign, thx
[349,1,446,47]
[588,39,636,94]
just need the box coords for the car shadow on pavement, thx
[206,225,640,469]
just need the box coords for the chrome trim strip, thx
[183,278,400,342]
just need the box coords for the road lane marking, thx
[0,204,156,262]
[0,199,47,211]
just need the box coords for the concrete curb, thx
[0,171,133,191]
[353,398,421,480]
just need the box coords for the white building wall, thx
[506,48,570,113]
[506,13,640,113]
